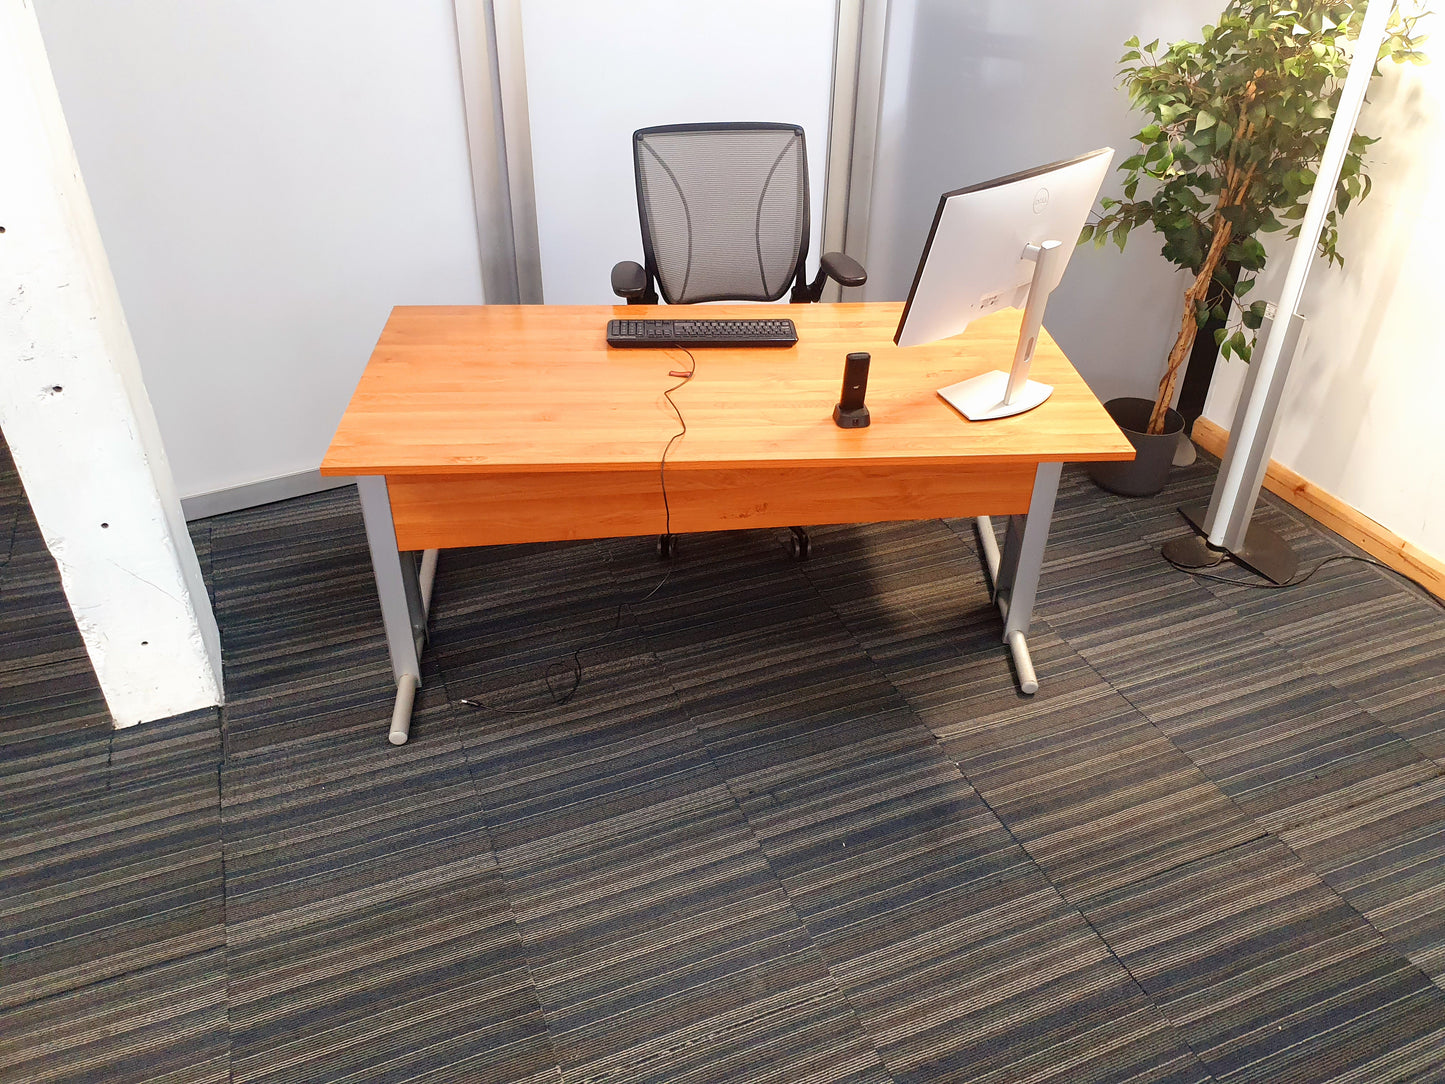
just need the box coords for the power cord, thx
[658,344,696,541]
[459,347,697,715]
[1163,548,1445,614]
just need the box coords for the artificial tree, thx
[1085,0,1426,435]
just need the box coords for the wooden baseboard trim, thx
[1190,416,1443,600]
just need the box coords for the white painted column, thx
[0,0,222,726]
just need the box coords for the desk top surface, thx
[321,303,1134,476]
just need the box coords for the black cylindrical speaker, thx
[834,352,871,428]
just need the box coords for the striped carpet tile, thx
[916,637,1263,907]
[1025,471,1445,982]
[610,530,837,654]
[0,762,224,1013]
[426,543,728,853]
[0,700,226,1080]
[0,549,111,761]
[1087,836,1445,1082]
[1027,476,1440,830]
[1265,590,1445,765]
[456,656,721,855]
[425,540,655,726]
[1107,461,1443,743]
[1281,776,1445,988]
[730,728,1212,1084]
[436,554,896,1081]
[0,948,230,1084]
[202,490,420,757]
[662,623,921,781]
[0,686,112,820]
[1118,481,1445,768]
[799,520,1002,674]
[1139,663,1437,832]
[220,731,556,1084]
[493,783,894,1084]
[794,518,1262,910]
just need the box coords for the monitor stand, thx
[937,239,1065,421]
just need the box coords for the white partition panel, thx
[864,0,1221,403]
[33,0,484,505]
[519,0,837,305]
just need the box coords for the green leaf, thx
[1078,223,1095,245]
[1138,123,1162,142]
[1195,110,1219,132]
[1242,300,1268,329]
[1214,327,1229,347]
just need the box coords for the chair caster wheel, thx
[788,529,810,561]
[657,533,676,559]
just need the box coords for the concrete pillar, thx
[0,0,223,725]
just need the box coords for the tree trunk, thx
[1176,258,1241,429]
[1148,221,1234,434]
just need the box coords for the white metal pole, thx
[1207,0,1394,547]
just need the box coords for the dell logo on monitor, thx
[1032,188,1050,214]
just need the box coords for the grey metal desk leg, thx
[357,476,427,744]
[974,461,1062,695]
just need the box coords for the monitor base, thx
[938,370,1053,421]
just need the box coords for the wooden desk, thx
[322,302,1133,743]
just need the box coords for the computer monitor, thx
[895,148,1114,420]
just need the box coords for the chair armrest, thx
[820,251,867,288]
[795,251,869,302]
[611,261,650,301]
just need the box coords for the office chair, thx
[611,122,867,559]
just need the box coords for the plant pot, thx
[1087,396,1185,497]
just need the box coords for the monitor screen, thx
[894,148,1113,349]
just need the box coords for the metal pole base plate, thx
[1161,532,1227,570]
[1172,501,1300,585]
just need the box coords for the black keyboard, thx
[607,317,798,348]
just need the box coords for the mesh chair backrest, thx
[633,123,809,304]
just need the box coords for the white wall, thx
[33,0,484,501]
[865,0,1221,404]
[519,0,836,305]
[1203,24,1445,561]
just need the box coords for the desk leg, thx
[975,461,1061,695]
[357,477,437,745]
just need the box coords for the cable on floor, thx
[1163,548,1445,613]
[459,347,697,714]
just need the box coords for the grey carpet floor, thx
[2,433,1444,1083]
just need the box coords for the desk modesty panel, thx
[321,304,1134,550]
